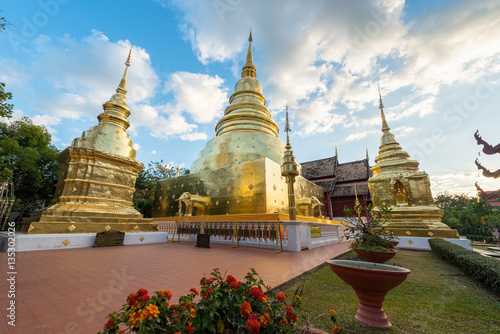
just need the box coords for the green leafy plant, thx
[429,238,500,294]
[341,205,395,252]
[99,268,342,333]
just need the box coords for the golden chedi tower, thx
[21,48,157,234]
[368,86,458,238]
[153,33,323,218]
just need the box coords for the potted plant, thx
[341,205,397,263]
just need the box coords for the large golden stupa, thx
[368,86,459,238]
[152,33,324,219]
[20,49,157,234]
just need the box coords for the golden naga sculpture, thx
[368,85,459,238]
[178,192,211,216]
[19,48,157,234]
[153,33,324,220]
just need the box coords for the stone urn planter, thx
[327,259,410,328]
[352,247,397,263]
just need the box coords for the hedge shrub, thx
[429,238,500,295]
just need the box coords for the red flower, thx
[185,322,194,334]
[240,301,252,318]
[226,275,237,283]
[103,318,115,330]
[285,306,292,314]
[127,292,138,306]
[333,325,341,333]
[276,292,286,302]
[165,290,173,300]
[250,287,266,301]
[245,314,261,334]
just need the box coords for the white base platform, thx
[0,232,169,252]
[395,236,472,251]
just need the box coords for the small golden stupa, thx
[21,48,157,234]
[152,33,324,219]
[368,86,459,238]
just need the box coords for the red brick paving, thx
[0,241,349,334]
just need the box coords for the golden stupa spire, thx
[285,105,291,147]
[241,30,256,78]
[378,84,390,132]
[335,146,338,159]
[354,183,362,222]
[281,105,300,220]
[366,147,369,162]
[117,46,132,95]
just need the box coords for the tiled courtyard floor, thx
[0,241,349,334]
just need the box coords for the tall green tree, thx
[134,160,189,217]
[0,117,60,217]
[0,82,13,118]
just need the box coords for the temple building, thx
[19,49,157,234]
[368,86,458,238]
[152,34,324,219]
[300,151,372,219]
[476,183,500,208]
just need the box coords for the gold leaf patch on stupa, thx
[67,224,76,232]
[62,239,71,246]
[139,236,144,242]
[428,232,434,237]
[73,187,77,192]
[134,225,139,230]
[406,231,411,235]
[104,225,111,231]
[216,201,219,206]
[28,225,35,232]
[408,240,413,245]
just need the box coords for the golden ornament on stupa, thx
[19,47,157,234]
[368,85,459,238]
[152,32,324,221]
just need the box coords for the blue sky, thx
[1,0,500,196]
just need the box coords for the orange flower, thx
[261,295,268,302]
[240,301,252,318]
[259,313,271,327]
[333,325,341,333]
[165,290,173,300]
[276,292,285,302]
[295,295,301,300]
[190,287,200,296]
[329,309,336,315]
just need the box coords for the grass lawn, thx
[282,250,500,334]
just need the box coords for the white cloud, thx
[152,150,157,154]
[167,0,500,137]
[164,72,228,123]
[31,114,62,139]
[133,143,141,151]
[0,30,160,121]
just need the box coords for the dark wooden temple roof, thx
[300,157,337,180]
[300,156,372,198]
[331,183,371,198]
[335,160,371,182]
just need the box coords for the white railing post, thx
[284,221,303,252]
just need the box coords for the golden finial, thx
[285,105,291,145]
[378,84,390,132]
[335,146,338,159]
[116,46,132,95]
[366,148,369,162]
[176,164,180,177]
[242,30,256,78]
[125,45,132,67]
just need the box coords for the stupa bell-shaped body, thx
[368,86,458,238]
[153,34,323,218]
[20,48,157,234]
[191,33,284,172]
